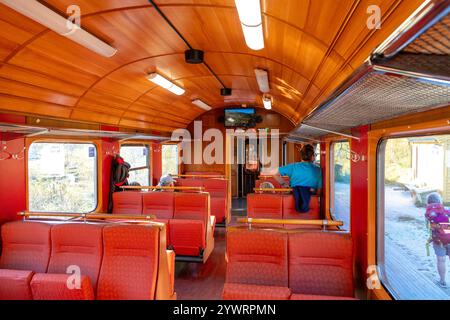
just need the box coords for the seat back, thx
[282,195,320,220]
[288,232,354,297]
[0,221,51,272]
[112,192,143,215]
[203,179,227,198]
[226,229,288,287]
[97,224,160,300]
[47,223,103,289]
[174,192,209,225]
[142,192,174,219]
[176,178,203,192]
[247,194,283,219]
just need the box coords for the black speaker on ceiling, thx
[220,88,232,96]
[185,49,204,64]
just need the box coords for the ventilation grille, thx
[404,14,450,55]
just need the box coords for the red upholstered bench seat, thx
[223,228,355,300]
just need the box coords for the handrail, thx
[253,188,292,193]
[19,211,157,221]
[120,186,205,191]
[237,218,343,227]
[258,175,289,179]
[174,174,226,179]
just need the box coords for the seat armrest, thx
[166,250,175,296]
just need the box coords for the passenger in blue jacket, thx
[275,144,322,213]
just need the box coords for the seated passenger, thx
[274,144,322,213]
[154,174,176,191]
[425,192,450,288]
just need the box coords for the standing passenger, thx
[274,144,322,213]
[425,193,450,288]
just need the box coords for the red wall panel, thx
[350,125,369,284]
[0,114,26,223]
[152,143,162,185]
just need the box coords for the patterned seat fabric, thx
[223,283,291,300]
[112,192,143,215]
[170,193,209,256]
[0,269,34,300]
[31,274,95,300]
[47,223,103,289]
[225,229,288,287]
[288,232,354,298]
[247,194,284,219]
[96,224,160,300]
[0,221,51,272]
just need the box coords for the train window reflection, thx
[378,136,450,299]
[28,142,97,213]
[330,141,351,231]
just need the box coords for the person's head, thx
[300,144,315,162]
[427,192,443,205]
[158,174,176,187]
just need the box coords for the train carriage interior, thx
[0,0,449,304]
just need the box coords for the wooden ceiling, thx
[0,0,424,133]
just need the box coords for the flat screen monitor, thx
[224,108,256,127]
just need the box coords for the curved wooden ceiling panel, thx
[0,0,424,132]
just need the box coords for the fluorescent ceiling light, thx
[254,69,270,93]
[262,95,272,110]
[192,99,212,111]
[147,73,185,96]
[235,0,264,50]
[0,0,117,58]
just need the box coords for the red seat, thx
[30,274,95,300]
[290,294,357,300]
[288,232,354,298]
[222,283,291,300]
[247,194,283,219]
[282,195,320,229]
[177,178,202,192]
[203,179,227,224]
[48,224,103,287]
[170,193,208,256]
[223,229,288,299]
[112,192,143,215]
[142,192,174,219]
[0,221,51,272]
[0,269,34,300]
[97,224,160,300]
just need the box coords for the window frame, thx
[329,139,352,232]
[368,118,450,301]
[26,139,100,214]
[119,143,152,186]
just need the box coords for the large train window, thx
[330,141,351,231]
[28,142,97,213]
[120,145,150,186]
[162,144,179,175]
[378,135,450,300]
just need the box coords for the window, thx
[28,142,97,213]
[120,145,150,186]
[314,143,321,165]
[330,141,351,231]
[162,144,179,175]
[378,135,450,300]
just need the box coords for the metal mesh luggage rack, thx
[289,1,450,141]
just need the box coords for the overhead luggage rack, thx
[289,1,450,141]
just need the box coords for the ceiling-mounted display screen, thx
[224,108,256,127]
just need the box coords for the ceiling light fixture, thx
[147,73,185,96]
[234,0,265,50]
[262,94,272,110]
[0,0,117,58]
[192,99,212,111]
[254,69,270,93]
